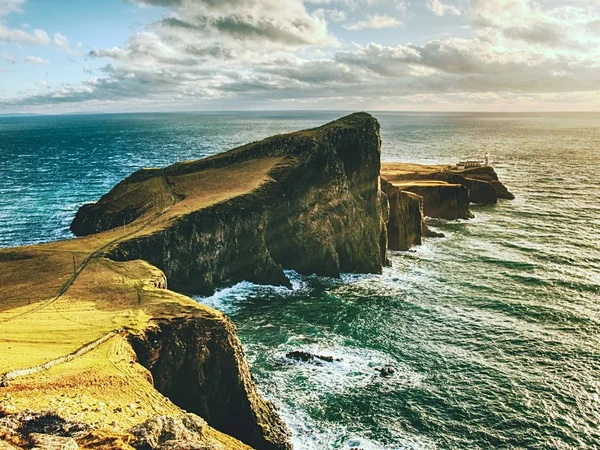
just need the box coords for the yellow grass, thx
[0,157,284,449]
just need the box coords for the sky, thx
[0,0,599,113]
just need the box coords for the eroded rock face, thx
[382,181,423,251]
[465,177,498,204]
[129,415,216,450]
[0,412,89,450]
[129,317,292,450]
[29,433,78,450]
[460,166,515,200]
[109,198,289,295]
[401,183,472,220]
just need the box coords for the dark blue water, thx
[1,112,599,449]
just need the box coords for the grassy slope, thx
[381,162,459,188]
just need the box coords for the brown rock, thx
[29,433,78,450]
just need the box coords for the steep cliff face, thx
[382,180,422,251]
[108,188,290,295]
[130,317,291,450]
[464,177,498,204]
[458,166,515,200]
[71,112,388,294]
[401,183,472,220]
[380,163,513,215]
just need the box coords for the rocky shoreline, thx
[0,113,512,449]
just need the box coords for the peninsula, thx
[0,113,512,449]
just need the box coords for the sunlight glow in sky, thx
[1,0,599,113]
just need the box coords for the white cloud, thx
[0,2,73,52]
[53,32,71,52]
[0,26,50,45]
[2,0,600,111]
[24,55,50,64]
[344,15,404,30]
[426,0,461,17]
[0,0,25,17]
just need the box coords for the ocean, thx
[1,111,599,449]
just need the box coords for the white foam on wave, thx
[194,270,309,313]
[278,343,424,393]
[275,399,436,450]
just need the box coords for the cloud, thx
[344,15,403,30]
[52,32,71,52]
[0,26,50,45]
[3,0,600,111]
[468,0,599,48]
[24,55,50,64]
[0,25,73,51]
[0,0,25,17]
[426,0,461,17]
[0,2,73,52]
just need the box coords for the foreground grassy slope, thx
[0,155,286,449]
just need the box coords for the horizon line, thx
[2,109,600,117]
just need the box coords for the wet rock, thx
[285,351,340,364]
[376,367,395,377]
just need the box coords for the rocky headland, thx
[381,162,513,250]
[0,113,512,449]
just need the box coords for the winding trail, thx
[0,168,179,381]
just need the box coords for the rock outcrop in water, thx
[381,163,513,250]
[71,112,388,294]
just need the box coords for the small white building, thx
[456,160,483,170]
[451,154,490,170]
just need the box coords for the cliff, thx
[382,180,423,251]
[380,162,513,251]
[71,112,388,294]
[0,114,515,449]
[0,113,389,450]
[0,246,287,449]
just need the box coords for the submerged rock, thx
[285,351,340,364]
[376,367,396,377]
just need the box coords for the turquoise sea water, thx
[1,112,599,449]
